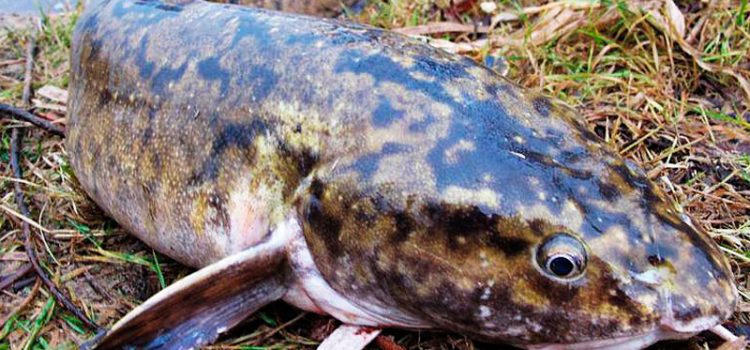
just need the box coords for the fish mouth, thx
[525,265,735,350]
[660,293,724,334]
[525,330,693,350]
[524,313,724,350]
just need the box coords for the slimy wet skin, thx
[67,0,738,349]
[212,0,363,16]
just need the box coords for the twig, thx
[0,263,33,291]
[84,271,114,303]
[11,276,38,292]
[0,103,65,137]
[395,22,489,36]
[0,203,52,233]
[258,312,307,341]
[11,125,101,333]
[515,0,602,16]
[0,58,24,67]
[22,28,37,108]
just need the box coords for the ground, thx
[0,0,749,349]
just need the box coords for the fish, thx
[211,0,365,17]
[66,0,739,349]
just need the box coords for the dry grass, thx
[1,0,749,349]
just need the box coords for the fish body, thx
[213,0,364,17]
[67,0,737,349]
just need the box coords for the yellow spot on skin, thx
[274,101,328,154]
[517,200,583,232]
[443,139,476,164]
[512,279,549,307]
[457,276,475,291]
[442,186,500,209]
[190,194,208,236]
[561,200,584,229]
[588,193,650,236]
[482,173,494,183]
[588,225,632,257]
[528,177,541,187]
[391,54,415,68]
[410,69,436,83]
[635,292,659,310]
[479,251,490,268]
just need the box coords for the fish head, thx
[379,95,739,348]
[300,89,737,348]
[414,174,740,349]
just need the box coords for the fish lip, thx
[657,272,735,334]
[661,314,721,334]
[524,306,726,350]
[524,330,693,350]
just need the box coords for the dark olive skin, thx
[67,0,737,347]
[213,0,363,16]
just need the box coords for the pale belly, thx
[275,215,431,329]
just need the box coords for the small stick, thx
[6,24,100,332]
[0,103,65,137]
[0,21,66,137]
[6,27,63,136]
[11,276,38,292]
[10,128,102,333]
[0,263,33,291]
[22,27,37,108]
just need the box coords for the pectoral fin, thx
[85,240,289,350]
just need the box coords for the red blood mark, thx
[39,113,66,132]
[446,0,478,21]
[39,112,59,121]
[451,0,478,14]
[355,326,378,335]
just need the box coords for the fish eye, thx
[537,233,587,280]
[547,254,576,276]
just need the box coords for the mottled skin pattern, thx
[67,0,737,347]
[214,0,363,16]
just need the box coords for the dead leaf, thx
[517,0,601,16]
[632,0,750,106]
[404,1,607,53]
[420,37,486,54]
[490,11,520,26]
[37,85,68,104]
[479,1,497,14]
[32,99,67,113]
[664,0,685,38]
[395,22,489,36]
